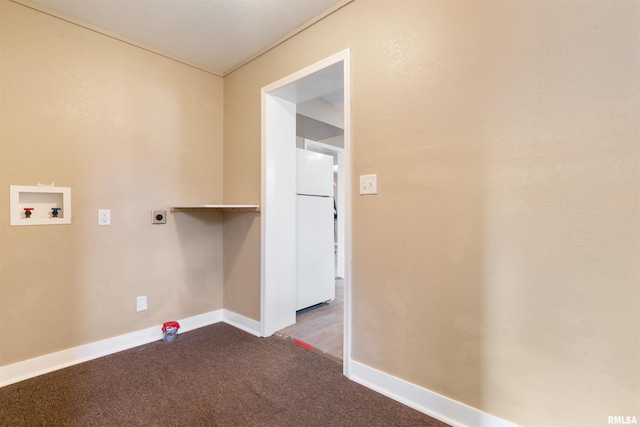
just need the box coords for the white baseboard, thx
[180,310,223,333]
[222,309,261,336]
[348,360,516,427]
[0,310,226,388]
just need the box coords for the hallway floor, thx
[278,278,343,362]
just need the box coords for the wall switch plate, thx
[360,174,378,195]
[98,209,111,226]
[152,210,167,224]
[136,295,148,312]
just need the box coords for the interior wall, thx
[223,1,640,425]
[222,212,261,320]
[0,0,225,365]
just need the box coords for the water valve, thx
[23,207,34,218]
[51,207,61,218]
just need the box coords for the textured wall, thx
[222,212,261,320]
[223,1,640,425]
[0,0,224,364]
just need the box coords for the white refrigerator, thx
[296,148,335,311]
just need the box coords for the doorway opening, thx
[278,138,344,362]
[260,49,351,374]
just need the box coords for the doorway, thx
[260,49,352,374]
[279,138,344,361]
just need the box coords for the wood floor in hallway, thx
[278,278,343,362]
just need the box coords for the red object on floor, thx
[162,321,180,333]
[294,339,314,351]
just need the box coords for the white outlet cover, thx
[136,295,148,312]
[98,209,111,226]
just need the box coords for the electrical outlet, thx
[136,296,148,312]
[152,210,167,224]
[98,209,111,226]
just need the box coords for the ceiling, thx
[15,0,350,76]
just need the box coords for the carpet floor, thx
[0,323,449,426]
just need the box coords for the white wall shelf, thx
[10,185,71,226]
[170,204,260,213]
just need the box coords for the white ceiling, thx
[17,0,350,76]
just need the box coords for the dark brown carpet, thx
[0,323,448,426]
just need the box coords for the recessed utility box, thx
[10,185,71,226]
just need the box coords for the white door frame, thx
[261,49,352,375]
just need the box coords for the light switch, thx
[360,174,377,195]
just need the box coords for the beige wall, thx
[222,212,261,320]
[0,0,224,364]
[223,1,639,425]
[1,0,638,425]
